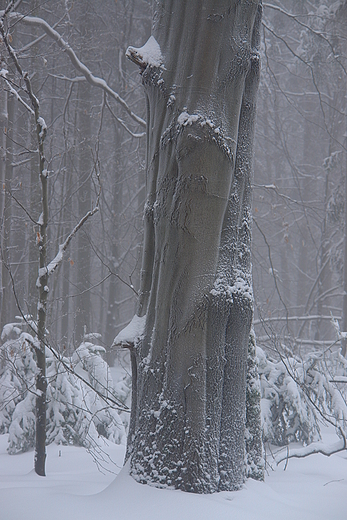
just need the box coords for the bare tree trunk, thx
[75,4,92,344]
[75,84,92,344]
[34,113,48,477]
[1,92,15,330]
[342,3,347,355]
[342,127,347,356]
[105,123,123,357]
[315,168,332,340]
[27,0,41,320]
[0,81,8,323]
[122,0,262,493]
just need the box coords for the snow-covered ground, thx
[0,429,346,520]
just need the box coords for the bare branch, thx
[1,10,146,128]
[105,97,146,139]
[0,71,34,115]
[36,196,100,285]
[7,189,37,225]
[263,3,347,76]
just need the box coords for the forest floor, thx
[0,427,346,520]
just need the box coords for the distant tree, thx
[116,0,263,493]
[0,0,148,355]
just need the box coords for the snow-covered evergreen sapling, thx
[0,322,127,452]
[258,346,317,446]
[0,319,38,453]
[258,333,347,448]
[71,338,126,444]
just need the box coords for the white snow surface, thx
[126,35,163,68]
[37,117,47,138]
[0,427,346,520]
[113,314,146,345]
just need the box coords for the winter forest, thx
[0,1,347,519]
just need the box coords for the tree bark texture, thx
[75,3,92,344]
[35,113,48,477]
[126,0,262,493]
[0,90,14,331]
[75,78,92,343]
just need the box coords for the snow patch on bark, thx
[211,270,253,302]
[36,245,64,286]
[177,111,200,126]
[113,315,146,345]
[126,36,164,69]
[37,117,47,139]
[174,111,235,161]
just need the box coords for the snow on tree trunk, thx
[35,112,48,477]
[121,0,262,493]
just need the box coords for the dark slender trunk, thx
[35,347,46,476]
[28,0,41,319]
[34,107,48,478]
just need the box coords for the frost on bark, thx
[245,329,264,480]
[120,0,262,493]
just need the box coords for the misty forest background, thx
[1,0,347,454]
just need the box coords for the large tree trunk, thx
[120,0,262,493]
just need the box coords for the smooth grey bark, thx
[343,130,347,357]
[340,2,347,357]
[75,2,93,343]
[0,84,8,326]
[105,180,123,356]
[75,78,92,343]
[315,166,332,340]
[122,0,262,493]
[0,82,5,242]
[28,0,41,320]
[0,91,15,331]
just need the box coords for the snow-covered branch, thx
[276,433,346,465]
[36,204,99,287]
[1,10,146,128]
[48,73,86,83]
[0,69,35,115]
[126,35,164,70]
[112,314,146,348]
[7,190,37,225]
[0,19,39,114]
[104,97,146,139]
[253,315,341,326]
